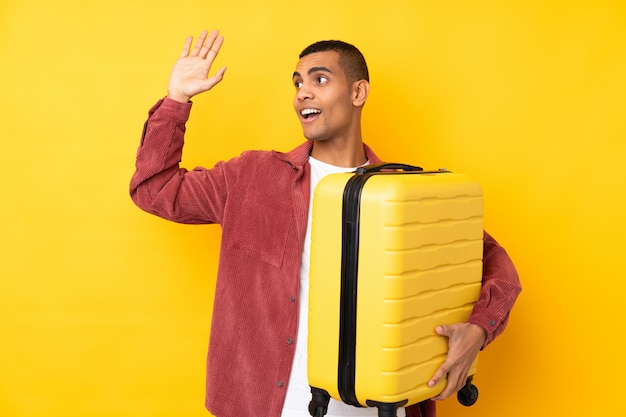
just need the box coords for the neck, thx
[310,137,367,167]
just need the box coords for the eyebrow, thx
[292,66,333,79]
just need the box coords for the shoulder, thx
[217,142,312,173]
[217,149,294,180]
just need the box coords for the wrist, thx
[466,322,488,349]
[167,91,191,103]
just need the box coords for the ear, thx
[352,80,370,107]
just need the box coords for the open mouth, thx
[300,108,321,120]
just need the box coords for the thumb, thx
[201,66,227,92]
[435,324,451,337]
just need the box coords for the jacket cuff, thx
[467,314,501,350]
[149,97,193,122]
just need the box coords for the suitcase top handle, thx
[356,162,423,174]
[355,163,453,175]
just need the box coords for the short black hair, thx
[299,40,369,83]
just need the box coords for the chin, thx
[302,131,328,142]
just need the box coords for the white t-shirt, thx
[281,157,407,417]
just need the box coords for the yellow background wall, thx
[1,1,624,416]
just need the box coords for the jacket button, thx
[489,320,496,326]
[290,296,296,302]
[287,337,294,345]
[277,380,284,387]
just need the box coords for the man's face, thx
[292,50,356,142]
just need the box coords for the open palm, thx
[167,30,227,103]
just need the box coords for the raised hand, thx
[167,30,227,103]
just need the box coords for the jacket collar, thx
[273,141,383,168]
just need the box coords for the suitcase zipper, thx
[338,171,373,407]
[337,163,425,408]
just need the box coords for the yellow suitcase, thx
[307,163,484,417]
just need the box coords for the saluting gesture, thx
[167,30,227,103]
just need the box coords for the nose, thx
[296,82,313,101]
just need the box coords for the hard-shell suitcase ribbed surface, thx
[307,164,483,416]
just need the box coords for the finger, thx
[206,35,224,64]
[433,359,472,400]
[428,361,448,389]
[179,36,193,58]
[203,66,227,90]
[189,30,209,57]
[199,29,220,59]
[437,372,467,401]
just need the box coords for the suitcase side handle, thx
[356,162,423,174]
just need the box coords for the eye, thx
[294,80,303,89]
[317,76,328,84]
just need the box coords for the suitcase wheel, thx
[308,387,330,417]
[311,407,326,417]
[457,376,479,406]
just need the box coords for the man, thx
[130,29,521,417]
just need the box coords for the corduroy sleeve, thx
[129,97,245,225]
[468,231,522,348]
